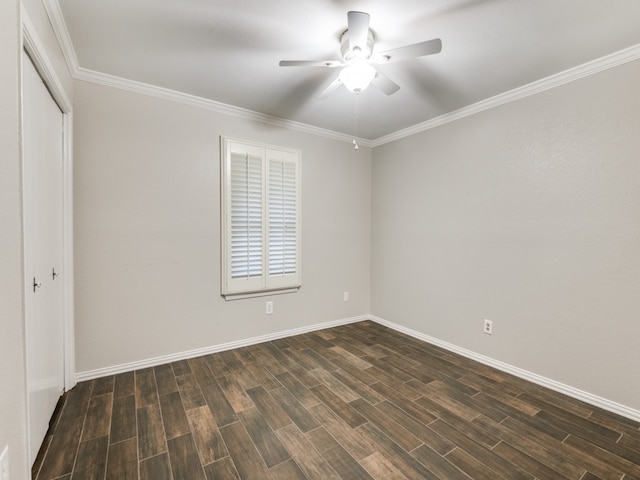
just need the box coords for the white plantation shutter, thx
[267,150,300,288]
[230,152,262,280]
[222,137,301,298]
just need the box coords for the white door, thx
[22,50,65,464]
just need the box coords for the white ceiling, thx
[56,0,640,141]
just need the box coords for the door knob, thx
[33,277,42,292]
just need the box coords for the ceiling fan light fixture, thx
[279,11,442,99]
[339,62,376,93]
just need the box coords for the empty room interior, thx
[2,0,640,479]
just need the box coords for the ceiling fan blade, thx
[376,38,442,63]
[371,70,400,95]
[347,11,370,52]
[318,75,343,99]
[279,60,343,67]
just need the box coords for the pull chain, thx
[352,93,359,150]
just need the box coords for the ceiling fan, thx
[279,11,442,98]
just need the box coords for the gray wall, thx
[73,80,372,374]
[371,60,640,410]
[0,1,29,478]
[6,4,639,475]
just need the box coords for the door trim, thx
[21,7,75,392]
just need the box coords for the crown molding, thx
[73,66,371,147]
[42,0,80,76]
[44,0,639,149]
[371,43,640,147]
[43,1,369,147]
[22,6,72,112]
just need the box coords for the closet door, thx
[22,50,65,464]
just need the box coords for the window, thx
[221,136,301,299]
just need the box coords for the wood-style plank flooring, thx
[33,321,640,479]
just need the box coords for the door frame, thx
[21,8,75,394]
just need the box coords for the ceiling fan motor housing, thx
[340,30,375,61]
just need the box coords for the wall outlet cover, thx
[484,319,493,335]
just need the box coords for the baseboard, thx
[75,315,368,382]
[75,313,640,423]
[368,315,640,423]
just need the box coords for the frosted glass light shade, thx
[339,63,376,93]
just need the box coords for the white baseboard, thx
[75,315,368,382]
[368,315,640,423]
[75,312,639,423]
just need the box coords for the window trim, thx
[220,136,301,300]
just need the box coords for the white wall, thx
[1,1,74,478]
[73,80,372,374]
[371,60,640,411]
[0,1,29,478]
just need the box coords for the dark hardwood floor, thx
[33,321,640,479]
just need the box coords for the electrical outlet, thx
[265,301,273,315]
[484,319,493,335]
[343,291,349,302]
[0,446,8,480]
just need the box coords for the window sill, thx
[222,286,301,301]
